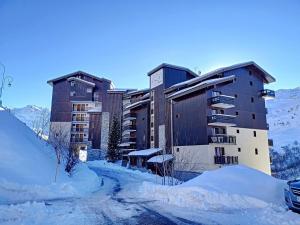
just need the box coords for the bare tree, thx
[65,144,80,174]
[48,125,70,182]
[32,108,50,139]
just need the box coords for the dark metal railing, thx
[207,115,236,125]
[214,156,239,165]
[208,95,235,107]
[209,135,236,144]
[260,89,275,98]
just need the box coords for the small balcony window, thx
[250,81,253,86]
[253,131,257,137]
[236,129,240,134]
[252,114,256,120]
[238,147,241,152]
[251,97,254,103]
[255,148,258,155]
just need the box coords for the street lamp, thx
[0,62,13,107]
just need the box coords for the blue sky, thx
[0,0,299,108]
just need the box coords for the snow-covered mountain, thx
[267,86,300,152]
[266,86,300,179]
[11,105,50,136]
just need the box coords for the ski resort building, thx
[48,61,275,174]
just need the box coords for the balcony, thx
[70,138,89,143]
[208,95,235,109]
[71,128,89,133]
[207,114,236,127]
[72,117,89,122]
[123,124,136,131]
[214,155,239,165]
[209,135,236,145]
[260,89,275,100]
[123,113,137,121]
[122,137,136,143]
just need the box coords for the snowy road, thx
[1,162,299,225]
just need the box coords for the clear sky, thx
[0,0,299,108]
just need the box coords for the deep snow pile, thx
[0,110,99,204]
[140,165,286,210]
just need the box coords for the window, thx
[249,71,252,75]
[176,148,179,153]
[212,91,221,97]
[70,91,76,96]
[251,97,254,103]
[150,136,154,141]
[70,81,75,87]
[250,81,253,86]
[234,94,238,98]
[253,131,257,137]
[235,111,239,116]
[176,114,180,118]
[87,88,92,93]
[220,109,224,114]
[236,129,240,134]
[252,113,256,120]
[150,109,154,114]
[255,148,258,155]
[150,122,154,127]
[234,78,237,82]
[238,147,241,152]
[142,117,145,121]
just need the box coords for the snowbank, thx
[140,165,286,210]
[0,110,99,204]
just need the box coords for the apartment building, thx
[48,62,275,174]
[47,71,133,161]
[119,62,275,174]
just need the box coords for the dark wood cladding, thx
[89,113,101,149]
[103,93,123,123]
[172,93,208,146]
[50,80,72,122]
[133,105,150,150]
[50,72,112,123]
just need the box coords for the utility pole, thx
[0,62,13,107]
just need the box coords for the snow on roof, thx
[125,99,150,110]
[107,88,136,94]
[147,63,198,77]
[126,88,150,96]
[168,75,235,100]
[147,154,174,163]
[67,77,95,87]
[165,61,276,94]
[128,148,162,157]
[47,70,111,86]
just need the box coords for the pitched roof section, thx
[147,63,199,77]
[165,61,276,94]
[47,70,111,86]
[167,75,236,100]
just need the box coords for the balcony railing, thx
[70,138,88,143]
[123,124,136,131]
[214,156,239,165]
[208,95,235,109]
[123,113,137,120]
[260,89,275,100]
[72,117,89,122]
[71,128,89,133]
[209,135,236,144]
[207,114,236,127]
[122,137,136,143]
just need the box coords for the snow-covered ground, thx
[0,110,99,204]
[1,160,299,225]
